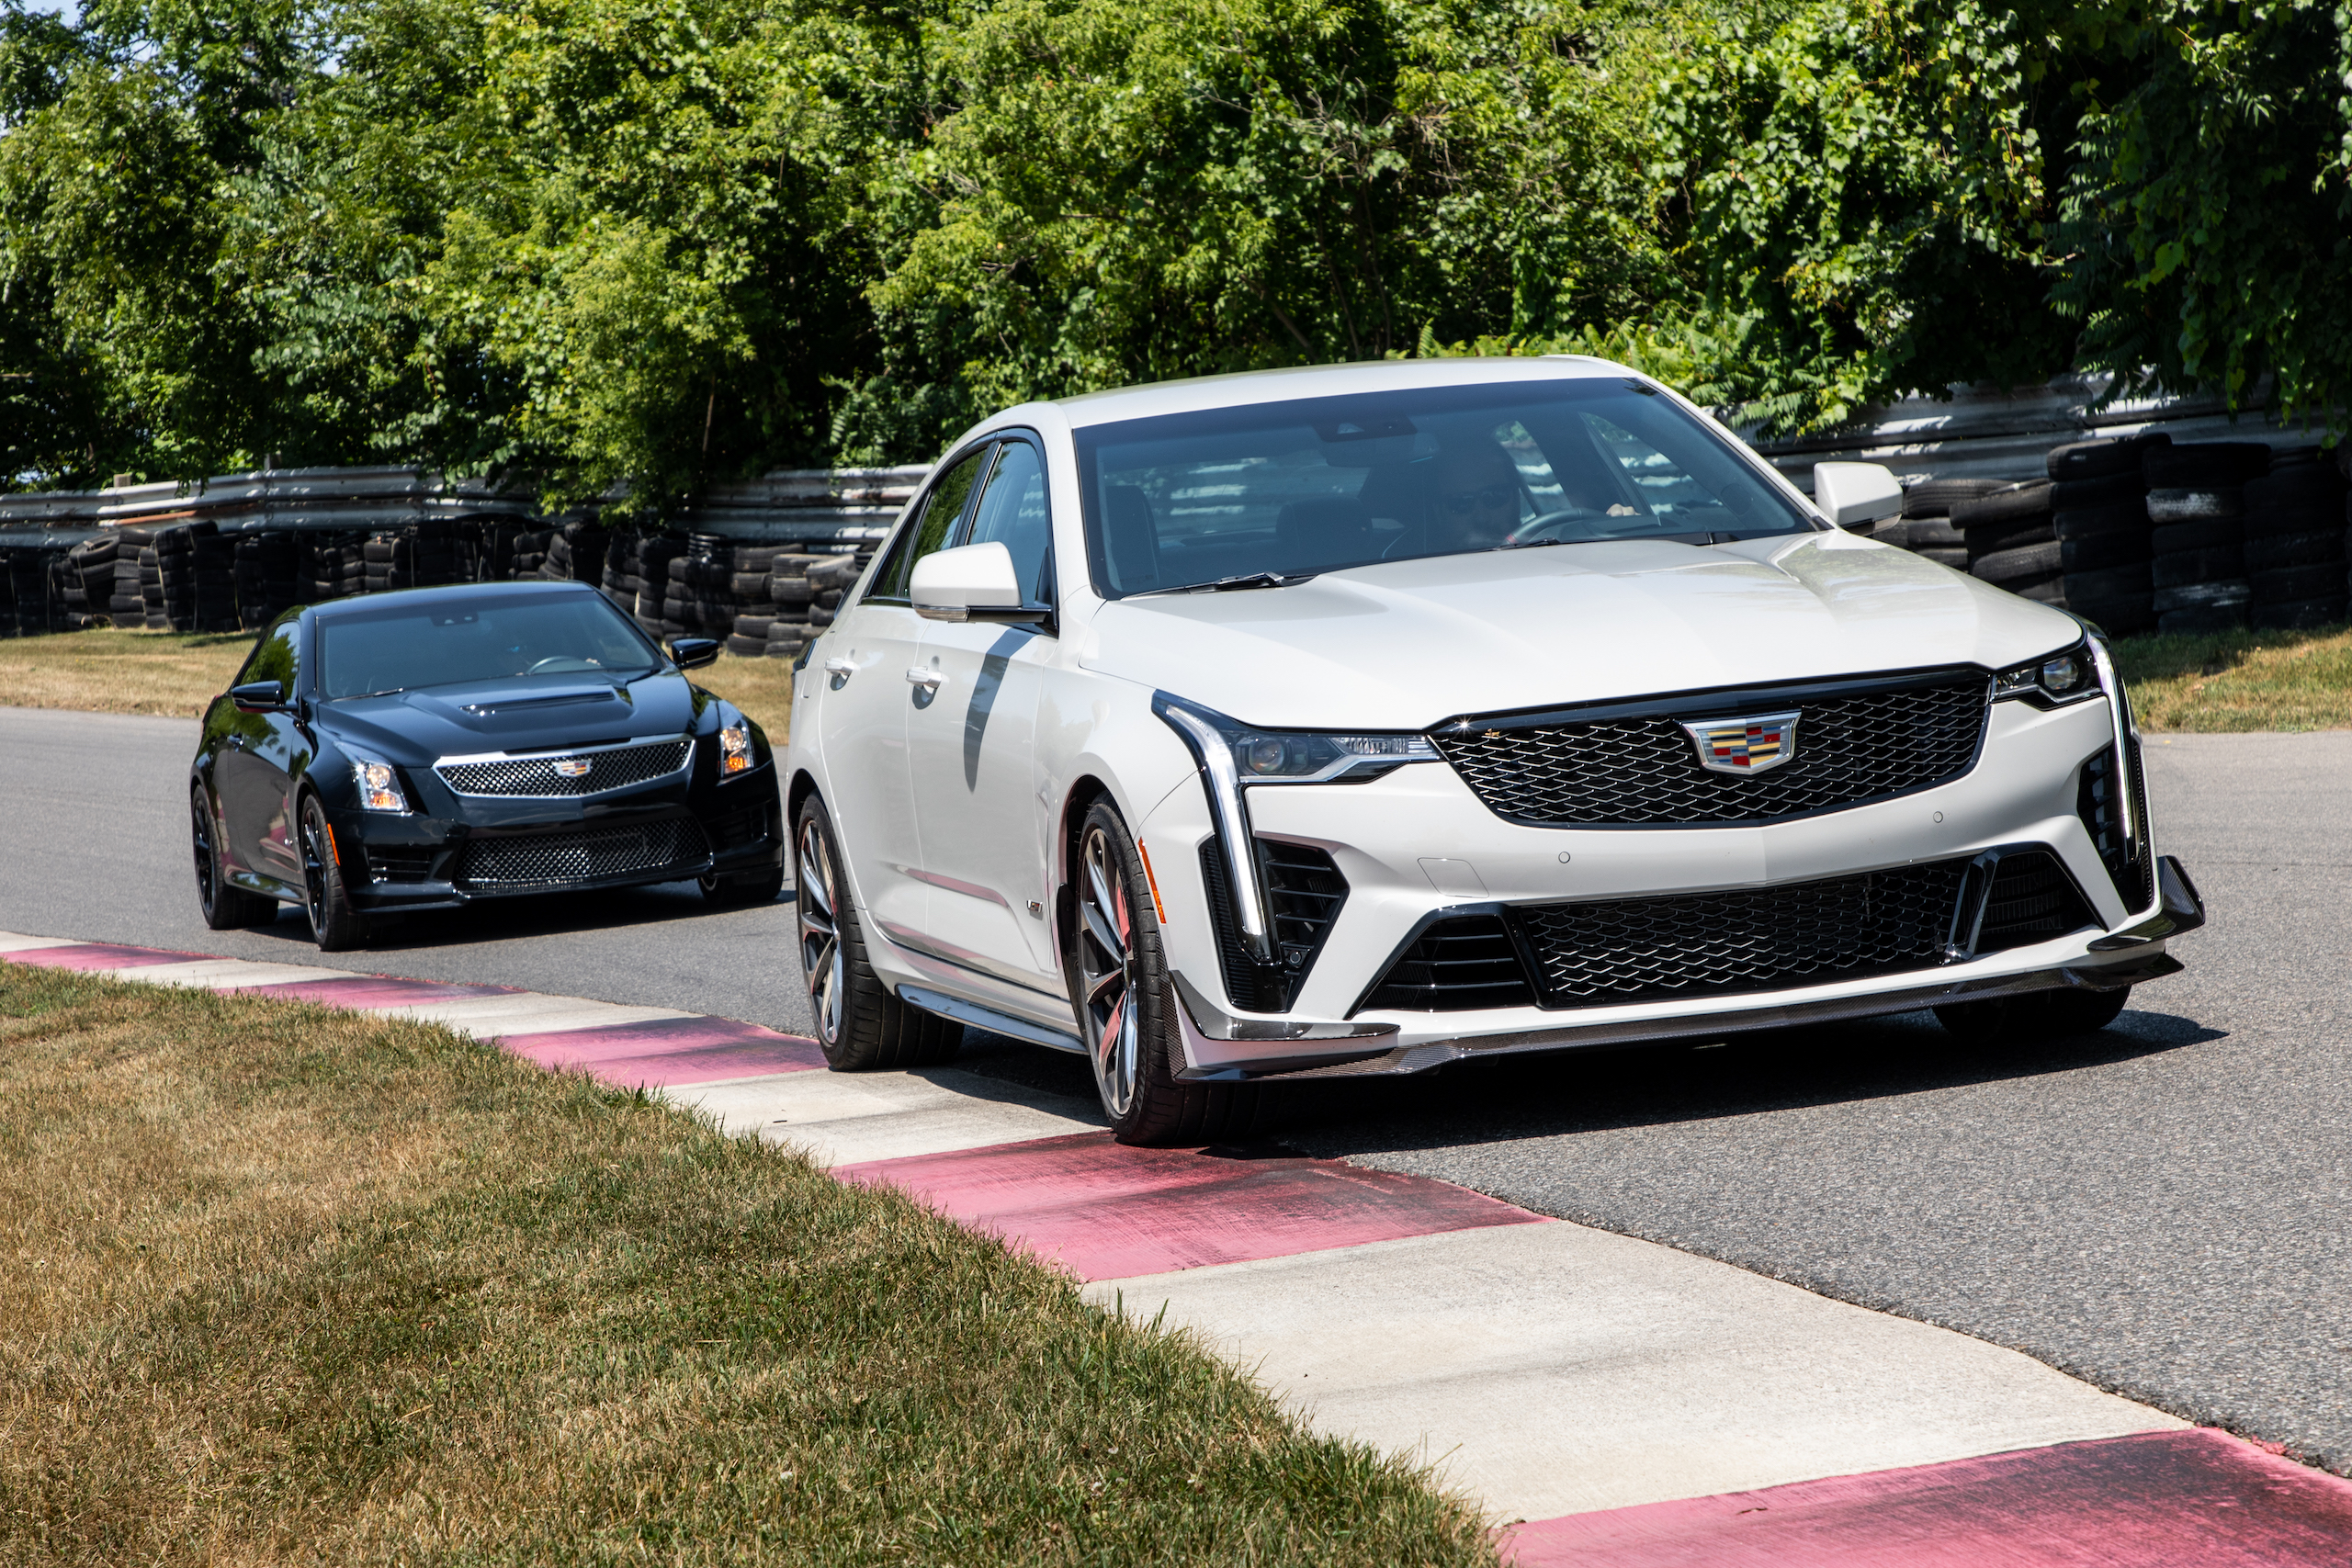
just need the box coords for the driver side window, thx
[240,620,300,699]
[963,440,1054,603]
[867,444,992,604]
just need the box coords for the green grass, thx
[2109,623,2352,732]
[0,964,1495,1566]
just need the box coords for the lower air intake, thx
[1362,915,1537,1011]
[457,819,708,888]
[1974,851,2098,952]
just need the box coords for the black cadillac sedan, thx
[190,580,784,950]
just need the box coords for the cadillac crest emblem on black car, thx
[190,581,784,951]
[774,355,2202,1146]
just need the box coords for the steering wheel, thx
[526,655,599,674]
[1507,508,1612,547]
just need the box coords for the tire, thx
[2152,548,2245,590]
[2067,595,2157,636]
[1901,478,2006,518]
[2244,462,2344,513]
[2152,518,2239,556]
[1975,541,2061,584]
[792,794,960,1070]
[2009,574,2067,604]
[2052,502,2148,543]
[1964,518,2056,559]
[1917,547,1970,570]
[2146,488,2243,524]
[1951,480,2055,529]
[2158,604,2252,634]
[2252,563,2343,604]
[2249,596,2348,631]
[192,784,273,930]
[1069,798,1271,1146]
[2240,502,2340,543]
[298,795,369,952]
[2050,434,2166,482]
[2064,561,2154,601]
[1936,986,2131,1044]
[2059,532,2150,573]
[2144,443,2269,489]
[2154,579,2252,613]
[2050,473,2147,510]
[1875,518,1963,550]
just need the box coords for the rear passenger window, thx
[867,445,992,603]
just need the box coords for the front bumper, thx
[329,761,784,911]
[1136,692,2199,1079]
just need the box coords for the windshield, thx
[1075,378,1815,596]
[316,590,664,700]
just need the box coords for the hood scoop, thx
[458,684,621,716]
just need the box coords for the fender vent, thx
[2077,743,2154,912]
[1195,839,1349,1012]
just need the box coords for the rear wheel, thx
[793,795,959,1069]
[191,784,272,930]
[1935,985,2130,1044]
[299,795,369,952]
[1070,799,1270,1146]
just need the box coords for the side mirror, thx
[910,541,1053,627]
[230,680,287,713]
[1811,462,1904,529]
[670,637,719,671]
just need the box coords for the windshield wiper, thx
[1168,571,1317,593]
[1498,536,1569,551]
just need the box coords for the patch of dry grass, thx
[2111,622,2352,732]
[0,964,1495,1567]
[0,627,793,738]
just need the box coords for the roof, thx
[305,578,600,620]
[1051,355,1630,430]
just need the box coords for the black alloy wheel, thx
[299,795,369,952]
[1934,985,2131,1044]
[192,784,271,931]
[792,795,958,1070]
[1066,798,1270,1146]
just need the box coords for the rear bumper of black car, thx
[328,766,783,910]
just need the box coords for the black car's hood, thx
[316,671,704,762]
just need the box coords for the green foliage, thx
[3,0,2350,493]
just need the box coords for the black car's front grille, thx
[436,739,691,797]
[2076,742,2154,912]
[1975,851,2098,952]
[1432,674,1990,828]
[1361,915,1537,1011]
[456,819,708,888]
[1510,860,1973,1008]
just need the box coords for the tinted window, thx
[868,444,993,603]
[963,440,1054,602]
[1074,379,1813,597]
[315,591,662,699]
[238,619,300,698]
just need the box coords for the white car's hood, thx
[1080,533,2080,729]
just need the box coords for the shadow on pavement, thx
[227,879,796,955]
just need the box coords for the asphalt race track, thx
[5,705,2348,1475]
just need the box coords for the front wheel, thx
[299,795,369,952]
[1069,799,1271,1146]
[1935,985,2131,1044]
[192,784,272,931]
[792,795,959,1070]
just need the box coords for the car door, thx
[817,443,991,945]
[216,618,308,889]
[905,434,1063,991]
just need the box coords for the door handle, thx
[906,669,945,690]
[823,658,856,678]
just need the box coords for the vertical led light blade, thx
[1159,704,1274,961]
[2086,637,2135,861]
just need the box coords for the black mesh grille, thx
[1433,675,1989,827]
[1512,860,1972,1008]
[456,819,708,888]
[366,846,438,885]
[1363,915,1537,1011]
[437,739,691,797]
[2077,744,2154,912]
[1975,852,2098,952]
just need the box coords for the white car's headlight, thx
[351,759,409,813]
[1152,694,1438,785]
[718,722,754,775]
[1992,639,2100,706]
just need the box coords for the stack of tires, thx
[48,555,87,631]
[2048,433,2165,634]
[106,528,160,627]
[629,536,684,640]
[804,554,865,632]
[0,552,57,636]
[309,536,368,602]
[233,534,302,628]
[1877,479,2001,569]
[2240,450,2347,628]
[1952,481,2063,605]
[724,545,788,656]
[542,520,608,585]
[153,523,239,632]
[65,535,117,626]
[665,536,739,642]
[762,553,831,658]
[2146,443,2269,633]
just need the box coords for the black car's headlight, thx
[1992,640,2100,706]
[351,758,410,813]
[718,723,754,775]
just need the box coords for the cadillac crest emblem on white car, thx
[783,356,2205,1145]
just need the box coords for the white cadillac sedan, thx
[785,358,2203,1145]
